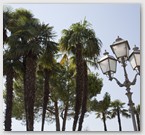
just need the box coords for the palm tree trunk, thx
[78,60,88,131]
[4,66,14,131]
[73,44,83,131]
[3,29,7,42]
[62,102,69,131]
[23,57,29,131]
[54,100,60,131]
[24,52,37,131]
[102,112,107,131]
[136,113,140,131]
[41,69,50,131]
[117,109,122,131]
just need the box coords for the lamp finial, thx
[115,36,123,42]
[133,45,139,51]
[103,50,109,55]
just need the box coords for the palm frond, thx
[60,54,68,65]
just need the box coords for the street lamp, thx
[98,36,140,131]
[110,36,130,63]
[98,50,117,80]
[129,46,140,74]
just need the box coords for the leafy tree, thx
[11,74,25,121]
[87,73,103,99]
[50,61,76,131]
[110,100,131,131]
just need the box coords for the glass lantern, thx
[98,50,117,79]
[129,46,140,74]
[110,36,130,63]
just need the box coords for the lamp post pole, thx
[119,57,137,131]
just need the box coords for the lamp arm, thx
[130,73,139,86]
[111,77,125,87]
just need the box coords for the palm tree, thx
[7,8,42,131]
[59,19,102,131]
[3,7,24,131]
[92,92,111,131]
[3,7,13,131]
[134,105,140,131]
[38,23,58,131]
[110,100,131,131]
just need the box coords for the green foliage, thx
[50,63,75,106]
[110,100,131,119]
[12,76,25,120]
[59,19,102,62]
[88,73,103,99]
[91,92,111,120]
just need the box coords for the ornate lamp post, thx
[98,36,140,131]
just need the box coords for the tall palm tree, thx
[134,105,140,131]
[59,19,101,131]
[110,100,131,131]
[3,7,24,131]
[3,7,14,131]
[38,23,58,131]
[7,8,42,131]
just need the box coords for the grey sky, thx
[4,3,140,131]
